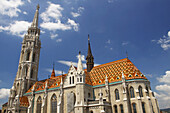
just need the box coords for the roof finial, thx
[79,51,81,55]
[126,51,128,59]
[51,62,55,78]
[53,62,55,70]
[37,4,40,10]
[88,34,90,41]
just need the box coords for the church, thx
[3,5,160,113]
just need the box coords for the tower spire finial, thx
[126,51,128,59]
[31,4,40,28]
[86,34,94,72]
[51,62,55,78]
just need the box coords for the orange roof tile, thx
[19,96,29,107]
[85,58,147,86]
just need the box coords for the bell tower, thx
[8,5,41,108]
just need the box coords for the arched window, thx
[115,89,120,100]
[33,53,36,62]
[142,102,146,113]
[77,78,79,82]
[80,76,82,82]
[36,96,42,113]
[130,86,135,98]
[138,86,143,97]
[25,66,28,76]
[72,76,74,84]
[26,51,30,61]
[120,104,124,113]
[69,77,71,84]
[51,94,57,113]
[90,111,93,113]
[114,105,118,113]
[88,93,91,98]
[132,103,137,113]
[30,69,34,78]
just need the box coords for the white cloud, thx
[76,54,86,61]
[71,12,80,18]
[157,71,170,84]
[23,11,27,15]
[157,31,170,50]
[40,2,63,22]
[155,70,170,108]
[67,19,79,31]
[40,21,72,31]
[28,0,31,3]
[58,54,100,68]
[122,41,129,46]
[71,7,84,18]
[0,80,2,83]
[0,88,10,99]
[0,0,24,17]
[56,38,62,43]
[110,48,113,50]
[50,33,58,39]
[0,21,31,37]
[45,68,66,75]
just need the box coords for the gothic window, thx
[69,77,71,84]
[80,77,82,82]
[33,53,36,62]
[77,78,79,82]
[88,93,91,98]
[142,102,146,113]
[25,66,28,76]
[36,96,42,113]
[72,76,74,84]
[26,51,30,61]
[51,94,57,113]
[120,104,124,113]
[30,69,34,78]
[130,86,135,98]
[90,111,93,113]
[138,86,143,97]
[132,103,137,113]
[114,105,118,113]
[115,89,120,100]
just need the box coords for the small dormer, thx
[64,64,77,87]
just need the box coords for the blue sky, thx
[0,0,170,109]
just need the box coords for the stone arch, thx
[130,86,135,98]
[90,110,93,113]
[113,105,118,113]
[51,94,57,113]
[115,89,120,100]
[132,103,137,113]
[138,85,143,97]
[23,64,29,76]
[36,96,42,113]
[25,49,31,61]
[119,104,124,113]
[142,102,146,113]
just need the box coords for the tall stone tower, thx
[8,4,41,108]
[86,35,94,72]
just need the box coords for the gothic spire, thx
[51,62,55,78]
[86,34,94,72]
[31,4,40,28]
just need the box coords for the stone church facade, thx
[3,5,160,113]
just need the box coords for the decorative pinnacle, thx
[53,62,55,70]
[79,51,81,55]
[88,34,90,41]
[126,51,128,59]
[37,4,40,10]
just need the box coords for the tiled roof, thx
[86,58,147,86]
[25,58,147,93]
[26,74,66,94]
[19,96,29,107]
